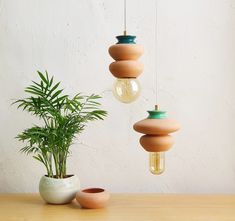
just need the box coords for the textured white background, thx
[0,0,235,193]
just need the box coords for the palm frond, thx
[14,70,107,178]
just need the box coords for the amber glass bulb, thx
[112,78,141,103]
[149,152,165,175]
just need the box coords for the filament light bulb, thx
[112,78,141,103]
[149,152,165,175]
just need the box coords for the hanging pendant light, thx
[108,0,144,103]
[133,106,180,174]
[133,1,180,175]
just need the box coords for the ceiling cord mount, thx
[124,0,127,35]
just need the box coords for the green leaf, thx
[32,81,42,89]
[46,82,60,98]
[45,70,49,81]
[37,71,48,85]
[53,95,68,104]
[50,89,63,101]
[25,87,45,97]
[49,76,54,87]
[33,154,46,166]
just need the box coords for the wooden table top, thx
[0,194,235,221]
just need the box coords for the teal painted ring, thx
[116,35,136,44]
[147,110,167,119]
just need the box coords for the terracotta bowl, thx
[76,188,110,209]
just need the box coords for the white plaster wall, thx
[0,0,235,193]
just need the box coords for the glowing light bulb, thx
[112,78,141,103]
[149,152,165,175]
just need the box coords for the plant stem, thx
[48,153,53,177]
[61,152,67,178]
[53,153,59,178]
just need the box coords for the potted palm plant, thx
[13,71,107,204]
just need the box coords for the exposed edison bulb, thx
[112,78,141,103]
[149,152,165,175]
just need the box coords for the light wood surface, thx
[0,194,235,221]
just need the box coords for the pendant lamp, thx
[133,1,180,175]
[108,0,144,103]
[133,106,180,174]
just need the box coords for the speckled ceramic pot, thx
[76,188,110,209]
[39,175,80,204]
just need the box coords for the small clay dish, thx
[76,188,110,209]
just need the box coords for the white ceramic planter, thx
[39,175,80,204]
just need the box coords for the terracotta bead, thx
[109,44,144,60]
[140,135,174,152]
[109,60,143,78]
[133,118,180,135]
